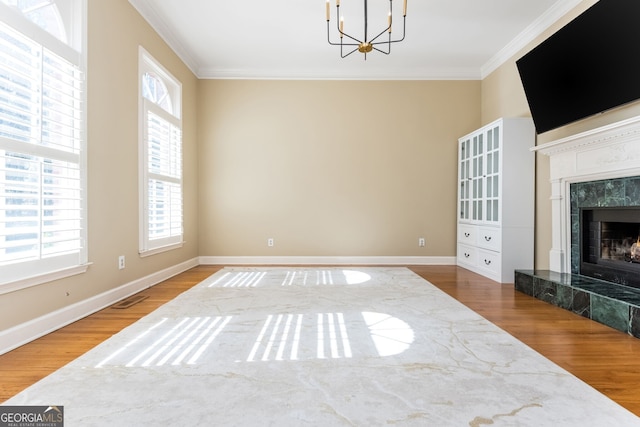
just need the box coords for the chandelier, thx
[326,0,407,59]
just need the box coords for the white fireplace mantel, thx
[532,115,640,273]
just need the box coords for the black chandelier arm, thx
[371,34,406,46]
[339,30,364,45]
[370,16,407,45]
[371,32,406,56]
[371,33,392,55]
[367,0,392,44]
[326,21,362,47]
[369,26,391,45]
[326,21,362,57]
[372,47,390,55]
[341,46,360,58]
[335,8,364,45]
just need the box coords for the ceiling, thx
[127,0,583,80]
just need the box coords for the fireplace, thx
[580,207,640,288]
[532,115,640,275]
[514,115,640,338]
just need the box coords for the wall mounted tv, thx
[516,0,640,134]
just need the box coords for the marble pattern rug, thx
[6,267,640,426]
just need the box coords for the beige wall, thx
[481,0,640,269]
[0,0,199,331]
[198,80,480,257]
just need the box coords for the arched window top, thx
[142,71,173,115]
[1,0,67,43]
[140,48,181,120]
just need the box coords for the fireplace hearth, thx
[581,207,640,288]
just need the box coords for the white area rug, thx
[6,267,640,426]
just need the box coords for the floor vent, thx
[111,295,149,309]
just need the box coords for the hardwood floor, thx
[2,265,640,417]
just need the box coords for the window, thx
[0,0,87,292]
[139,48,182,255]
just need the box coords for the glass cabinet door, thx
[471,133,484,221]
[485,126,500,223]
[459,138,471,220]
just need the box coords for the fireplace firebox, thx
[581,208,640,288]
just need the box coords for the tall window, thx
[0,0,87,291]
[139,48,182,255]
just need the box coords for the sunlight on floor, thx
[96,269,411,368]
[362,312,415,357]
[96,312,413,367]
[205,269,372,287]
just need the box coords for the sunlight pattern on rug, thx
[317,312,352,359]
[362,312,414,357]
[207,271,267,287]
[94,310,408,366]
[95,316,232,368]
[247,313,304,361]
[204,269,372,288]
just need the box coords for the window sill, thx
[0,263,92,296]
[139,241,184,258]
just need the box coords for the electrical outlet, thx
[118,255,125,270]
[418,238,425,247]
[267,238,274,247]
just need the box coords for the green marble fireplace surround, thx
[569,176,640,274]
[515,176,640,338]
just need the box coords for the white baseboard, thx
[0,257,199,356]
[199,256,456,266]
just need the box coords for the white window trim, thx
[0,264,90,296]
[138,47,183,256]
[0,0,89,292]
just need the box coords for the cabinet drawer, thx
[458,224,477,245]
[478,249,501,275]
[477,226,501,251]
[457,243,477,267]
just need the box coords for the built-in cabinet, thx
[456,118,535,283]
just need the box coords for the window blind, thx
[0,14,85,285]
[146,108,182,242]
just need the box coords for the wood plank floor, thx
[2,265,640,417]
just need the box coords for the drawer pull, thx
[484,236,492,241]
[464,253,470,258]
[484,259,491,265]
[464,232,470,237]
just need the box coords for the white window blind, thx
[0,1,87,290]
[139,49,183,254]
[146,108,182,242]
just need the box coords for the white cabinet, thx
[456,118,535,283]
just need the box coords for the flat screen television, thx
[516,0,640,134]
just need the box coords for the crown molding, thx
[196,67,481,81]
[480,0,583,79]
[128,0,200,77]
